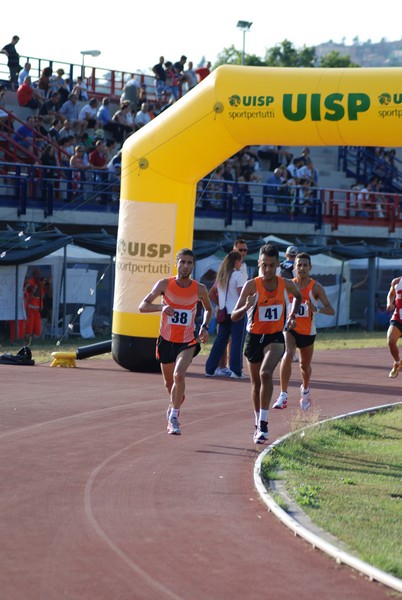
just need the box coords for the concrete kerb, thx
[254,402,402,594]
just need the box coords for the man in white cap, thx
[280,245,298,279]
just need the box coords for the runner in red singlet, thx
[386,276,402,378]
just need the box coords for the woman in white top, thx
[205,250,246,378]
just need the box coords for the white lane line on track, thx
[82,407,250,600]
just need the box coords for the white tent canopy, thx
[1,244,113,338]
[194,235,351,328]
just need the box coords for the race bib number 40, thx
[258,304,283,321]
[168,309,192,326]
[297,303,310,318]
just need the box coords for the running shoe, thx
[253,420,269,444]
[273,392,288,409]
[299,386,312,411]
[215,367,232,376]
[166,395,185,421]
[389,362,401,379]
[229,371,247,379]
[167,416,181,435]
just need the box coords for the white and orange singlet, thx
[247,276,288,334]
[160,277,199,343]
[291,278,317,336]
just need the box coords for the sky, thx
[4,0,402,75]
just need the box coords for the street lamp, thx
[80,49,101,76]
[236,21,252,65]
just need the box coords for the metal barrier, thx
[0,163,400,231]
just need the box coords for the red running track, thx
[0,347,400,600]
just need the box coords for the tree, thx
[265,40,316,67]
[215,45,243,66]
[319,51,360,68]
[214,45,265,67]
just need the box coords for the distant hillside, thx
[315,38,402,67]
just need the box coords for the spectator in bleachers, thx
[70,144,89,170]
[134,102,151,129]
[239,151,261,183]
[263,166,288,213]
[105,138,118,162]
[18,62,31,86]
[36,66,53,99]
[152,56,170,110]
[373,179,386,218]
[48,117,62,143]
[356,178,376,217]
[107,148,122,202]
[60,92,87,136]
[195,61,211,82]
[164,61,179,102]
[183,61,198,92]
[78,97,99,130]
[13,115,35,154]
[112,101,134,140]
[33,115,49,150]
[70,144,89,196]
[80,131,95,153]
[136,83,147,111]
[71,76,88,101]
[48,68,69,102]
[58,119,75,143]
[286,156,304,181]
[17,76,44,110]
[39,144,59,177]
[1,35,21,90]
[89,139,109,204]
[121,76,140,111]
[0,84,8,129]
[59,135,75,167]
[96,97,124,143]
[39,90,64,124]
[298,158,318,186]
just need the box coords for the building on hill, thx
[315,38,402,67]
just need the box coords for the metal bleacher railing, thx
[1,55,401,234]
[0,54,157,100]
[338,146,402,194]
[1,160,400,232]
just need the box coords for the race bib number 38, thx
[258,304,283,321]
[168,309,192,326]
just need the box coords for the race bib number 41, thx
[258,304,283,321]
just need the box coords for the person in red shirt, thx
[89,140,108,203]
[195,61,211,82]
[17,76,42,109]
[24,267,45,341]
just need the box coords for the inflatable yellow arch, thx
[112,65,402,371]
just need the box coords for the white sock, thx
[280,391,288,398]
[260,409,268,423]
[170,408,179,419]
[302,387,310,395]
[254,411,259,427]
